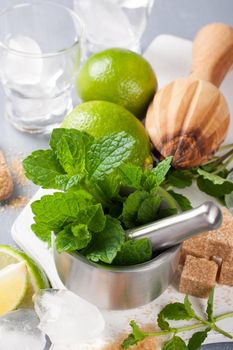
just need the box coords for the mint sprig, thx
[23,129,134,191]
[164,145,233,206]
[24,129,189,265]
[23,129,233,266]
[122,288,233,349]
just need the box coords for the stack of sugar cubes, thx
[179,207,233,298]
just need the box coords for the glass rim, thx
[0,0,84,59]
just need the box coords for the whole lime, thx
[62,101,152,167]
[76,48,157,119]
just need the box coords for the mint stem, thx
[212,324,233,339]
[224,154,233,168]
[215,312,233,321]
[139,311,233,338]
[144,323,207,337]
[219,144,233,152]
[214,147,233,166]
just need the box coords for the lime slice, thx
[0,262,28,316]
[0,245,49,307]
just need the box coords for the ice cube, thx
[2,35,43,85]
[0,309,47,350]
[34,289,105,346]
[74,0,135,49]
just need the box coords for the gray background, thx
[0,0,233,248]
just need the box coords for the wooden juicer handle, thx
[191,23,233,87]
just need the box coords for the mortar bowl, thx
[54,244,181,310]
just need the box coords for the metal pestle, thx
[127,201,222,251]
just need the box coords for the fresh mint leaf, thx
[152,156,173,185]
[141,158,172,192]
[141,169,158,192]
[188,330,209,350]
[137,194,161,224]
[198,169,228,184]
[72,223,90,237]
[167,170,193,188]
[184,295,196,318]
[122,334,138,349]
[206,288,214,322]
[169,191,192,211]
[159,303,193,321]
[31,222,52,243]
[50,128,93,175]
[55,136,85,175]
[50,128,93,151]
[32,193,107,255]
[23,150,65,189]
[55,174,83,190]
[31,191,93,230]
[162,336,188,350]
[158,208,178,219]
[31,191,102,247]
[97,172,121,200]
[122,191,149,228]
[197,169,233,197]
[56,224,91,253]
[85,216,125,264]
[84,203,106,233]
[197,176,233,197]
[157,187,180,212]
[122,321,146,349]
[119,163,142,190]
[157,311,170,331]
[113,238,152,266]
[87,132,135,181]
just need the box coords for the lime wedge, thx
[0,245,49,307]
[0,262,28,316]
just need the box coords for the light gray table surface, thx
[0,2,233,349]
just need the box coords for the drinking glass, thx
[74,0,154,55]
[0,1,84,133]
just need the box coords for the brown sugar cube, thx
[210,256,222,280]
[0,151,13,201]
[181,208,233,263]
[210,256,222,267]
[179,255,218,298]
[204,207,233,262]
[180,235,209,264]
[219,261,233,286]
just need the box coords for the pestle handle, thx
[127,202,222,251]
[191,23,233,87]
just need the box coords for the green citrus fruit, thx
[0,262,28,316]
[76,48,157,119]
[62,101,152,167]
[0,245,50,307]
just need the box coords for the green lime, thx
[0,245,49,307]
[0,262,28,316]
[62,101,152,167]
[76,48,157,119]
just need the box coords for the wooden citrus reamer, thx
[146,23,233,169]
